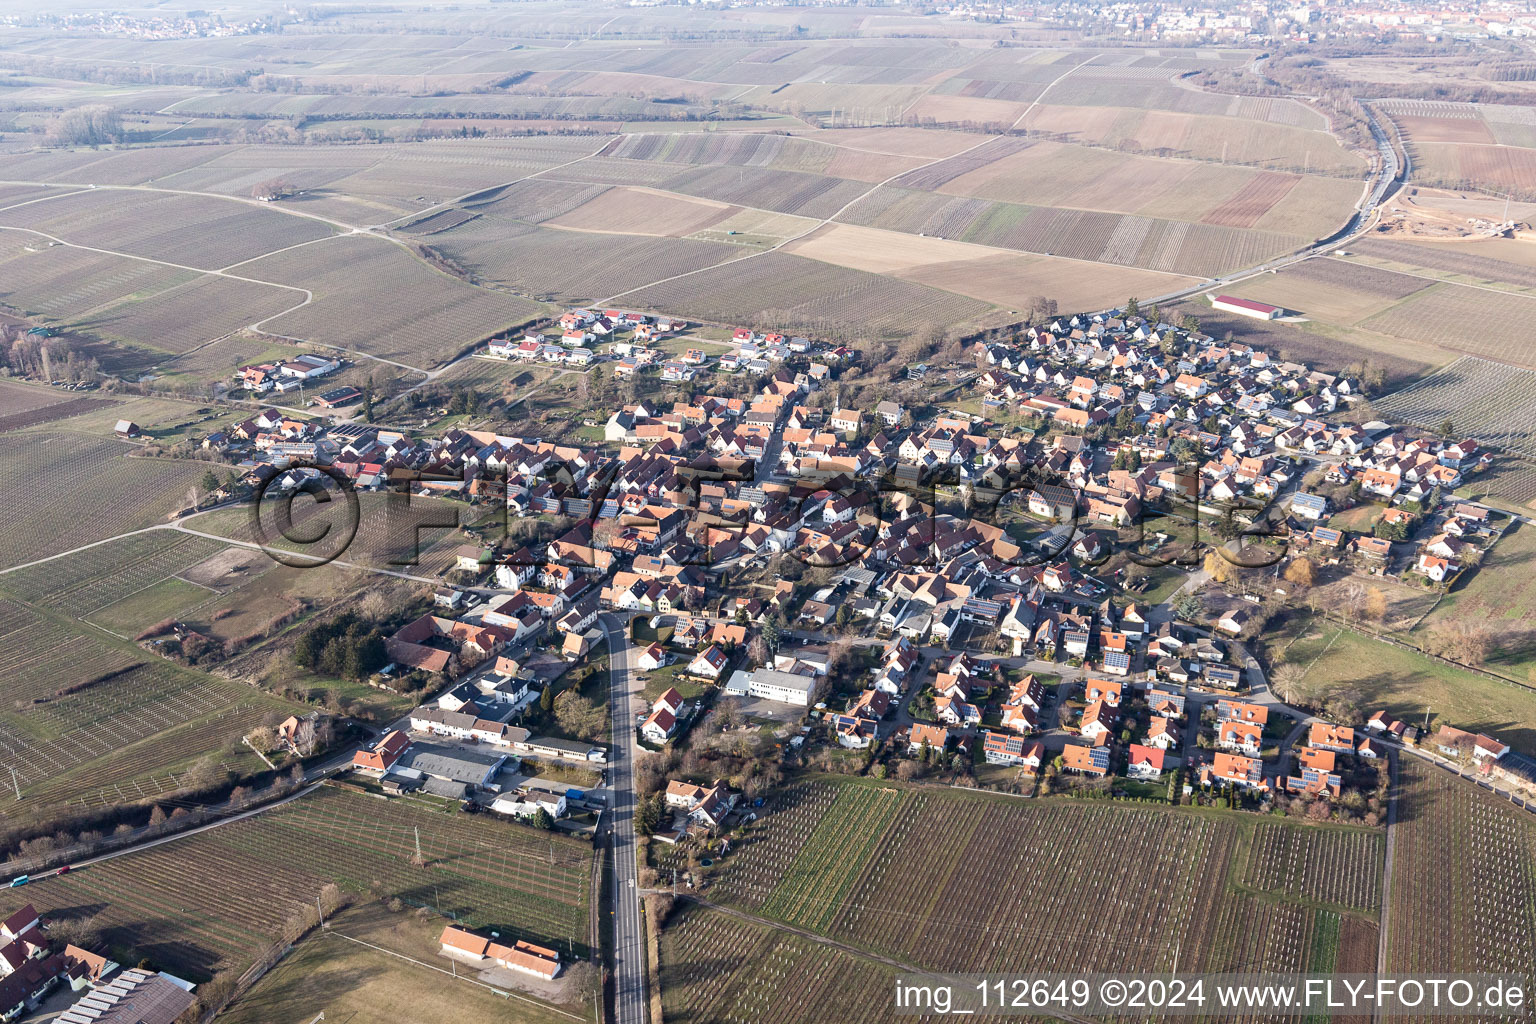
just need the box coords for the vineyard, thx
[682,778,1398,1024]
[622,252,1002,340]
[0,380,118,435]
[713,780,1257,975]
[0,188,335,270]
[841,189,1309,278]
[1386,757,1536,1019]
[433,223,743,305]
[78,273,299,355]
[0,785,593,979]
[240,234,544,368]
[0,433,211,566]
[658,904,900,1024]
[1238,823,1383,910]
[1354,238,1536,290]
[755,785,900,931]
[1375,357,1536,459]
[1361,284,1536,370]
[0,531,229,615]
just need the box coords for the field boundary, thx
[325,928,588,1021]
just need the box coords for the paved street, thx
[600,613,647,1024]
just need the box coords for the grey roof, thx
[525,736,599,755]
[400,745,505,785]
[749,669,817,695]
[422,777,469,799]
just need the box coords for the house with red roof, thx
[907,722,951,754]
[1218,720,1263,756]
[1127,744,1166,780]
[1210,752,1266,790]
[352,730,411,774]
[1062,743,1110,776]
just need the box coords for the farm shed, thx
[1211,295,1282,320]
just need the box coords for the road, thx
[1144,101,1401,308]
[600,612,647,1024]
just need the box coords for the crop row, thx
[1387,757,1536,1024]
[1242,823,1382,910]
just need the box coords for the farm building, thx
[440,926,561,980]
[1211,295,1282,320]
[315,385,363,409]
[56,968,196,1024]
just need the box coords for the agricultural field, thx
[544,186,736,237]
[1385,756,1536,1013]
[1411,143,1536,196]
[658,903,901,1024]
[619,251,1005,340]
[657,165,872,220]
[1378,99,1536,194]
[1236,823,1383,910]
[238,234,545,367]
[0,784,593,980]
[0,530,228,616]
[431,222,744,305]
[911,140,1359,241]
[1224,256,1430,323]
[185,492,470,578]
[0,432,212,566]
[706,779,1379,977]
[0,188,336,269]
[0,379,119,433]
[782,222,1200,310]
[841,186,1308,278]
[0,590,290,826]
[1353,236,1536,291]
[0,236,194,323]
[1331,281,1536,369]
[1375,357,1536,459]
[222,903,583,1024]
[77,273,301,355]
[1018,103,1363,175]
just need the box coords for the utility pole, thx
[316,894,325,929]
[9,767,18,801]
[306,1014,324,1024]
[414,825,422,863]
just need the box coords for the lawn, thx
[642,662,706,703]
[220,903,585,1024]
[1327,504,1385,535]
[83,577,214,636]
[1282,614,1536,754]
[1126,564,1188,604]
[1413,519,1536,685]
[523,759,604,789]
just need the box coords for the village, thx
[185,299,1533,847]
[5,293,1536,1024]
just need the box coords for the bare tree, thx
[251,177,295,201]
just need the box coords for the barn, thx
[1211,295,1282,320]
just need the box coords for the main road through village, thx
[601,612,647,1024]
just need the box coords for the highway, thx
[600,612,647,1024]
